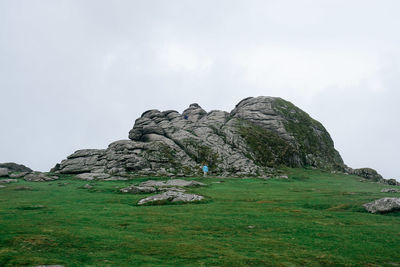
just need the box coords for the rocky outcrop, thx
[53,97,346,177]
[363,198,400,213]
[138,191,204,205]
[0,168,9,177]
[347,167,398,185]
[0,162,32,173]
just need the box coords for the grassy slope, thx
[0,169,399,266]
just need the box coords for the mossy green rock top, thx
[53,96,345,176]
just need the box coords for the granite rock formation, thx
[53,97,345,177]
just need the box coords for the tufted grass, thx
[0,169,399,266]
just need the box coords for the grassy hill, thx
[0,169,399,266]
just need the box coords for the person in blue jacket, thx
[202,164,209,177]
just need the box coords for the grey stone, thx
[164,179,205,187]
[120,185,157,194]
[24,173,59,182]
[0,179,18,184]
[363,197,400,213]
[352,168,383,181]
[0,168,9,177]
[138,191,204,205]
[381,188,400,193]
[83,184,93,189]
[0,185,5,188]
[139,180,166,187]
[10,172,29,178]
[75,173,110,180]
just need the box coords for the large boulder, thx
[53,97,346,177]
[363,197,400,213]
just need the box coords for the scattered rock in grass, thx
[381,188,400,193]
[165,179,205,187]
[139,180,166,187]
[277,175,288,179]
[14,186,33,190]
[83,184,93,189]
[0,178,18,184]
[120,185,157,194]
[0,168,9,177]
[248,225,255,229]
[0,185,5,188]
[9,172,29,178]
[139,179,205,188]
[103,177,128,181]
[34,265,64,267]
[363,197,400,213]
[138,191,204,205]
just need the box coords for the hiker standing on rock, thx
[202,164,209,177]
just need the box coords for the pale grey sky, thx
[0,0,399,180]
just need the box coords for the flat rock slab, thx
[0,179,18,184]
[139,179,205,188]
[138,190,204,205]
[24,173,59,182]
[120,185,157,194]
[0,185,5,188]
[381,188,400,193]
[363,197,400,213]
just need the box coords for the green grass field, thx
[0,168,399,266]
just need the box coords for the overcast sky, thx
[0,0,399,180]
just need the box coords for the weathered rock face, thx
[53,97,345,177]
[363,197,400,213]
